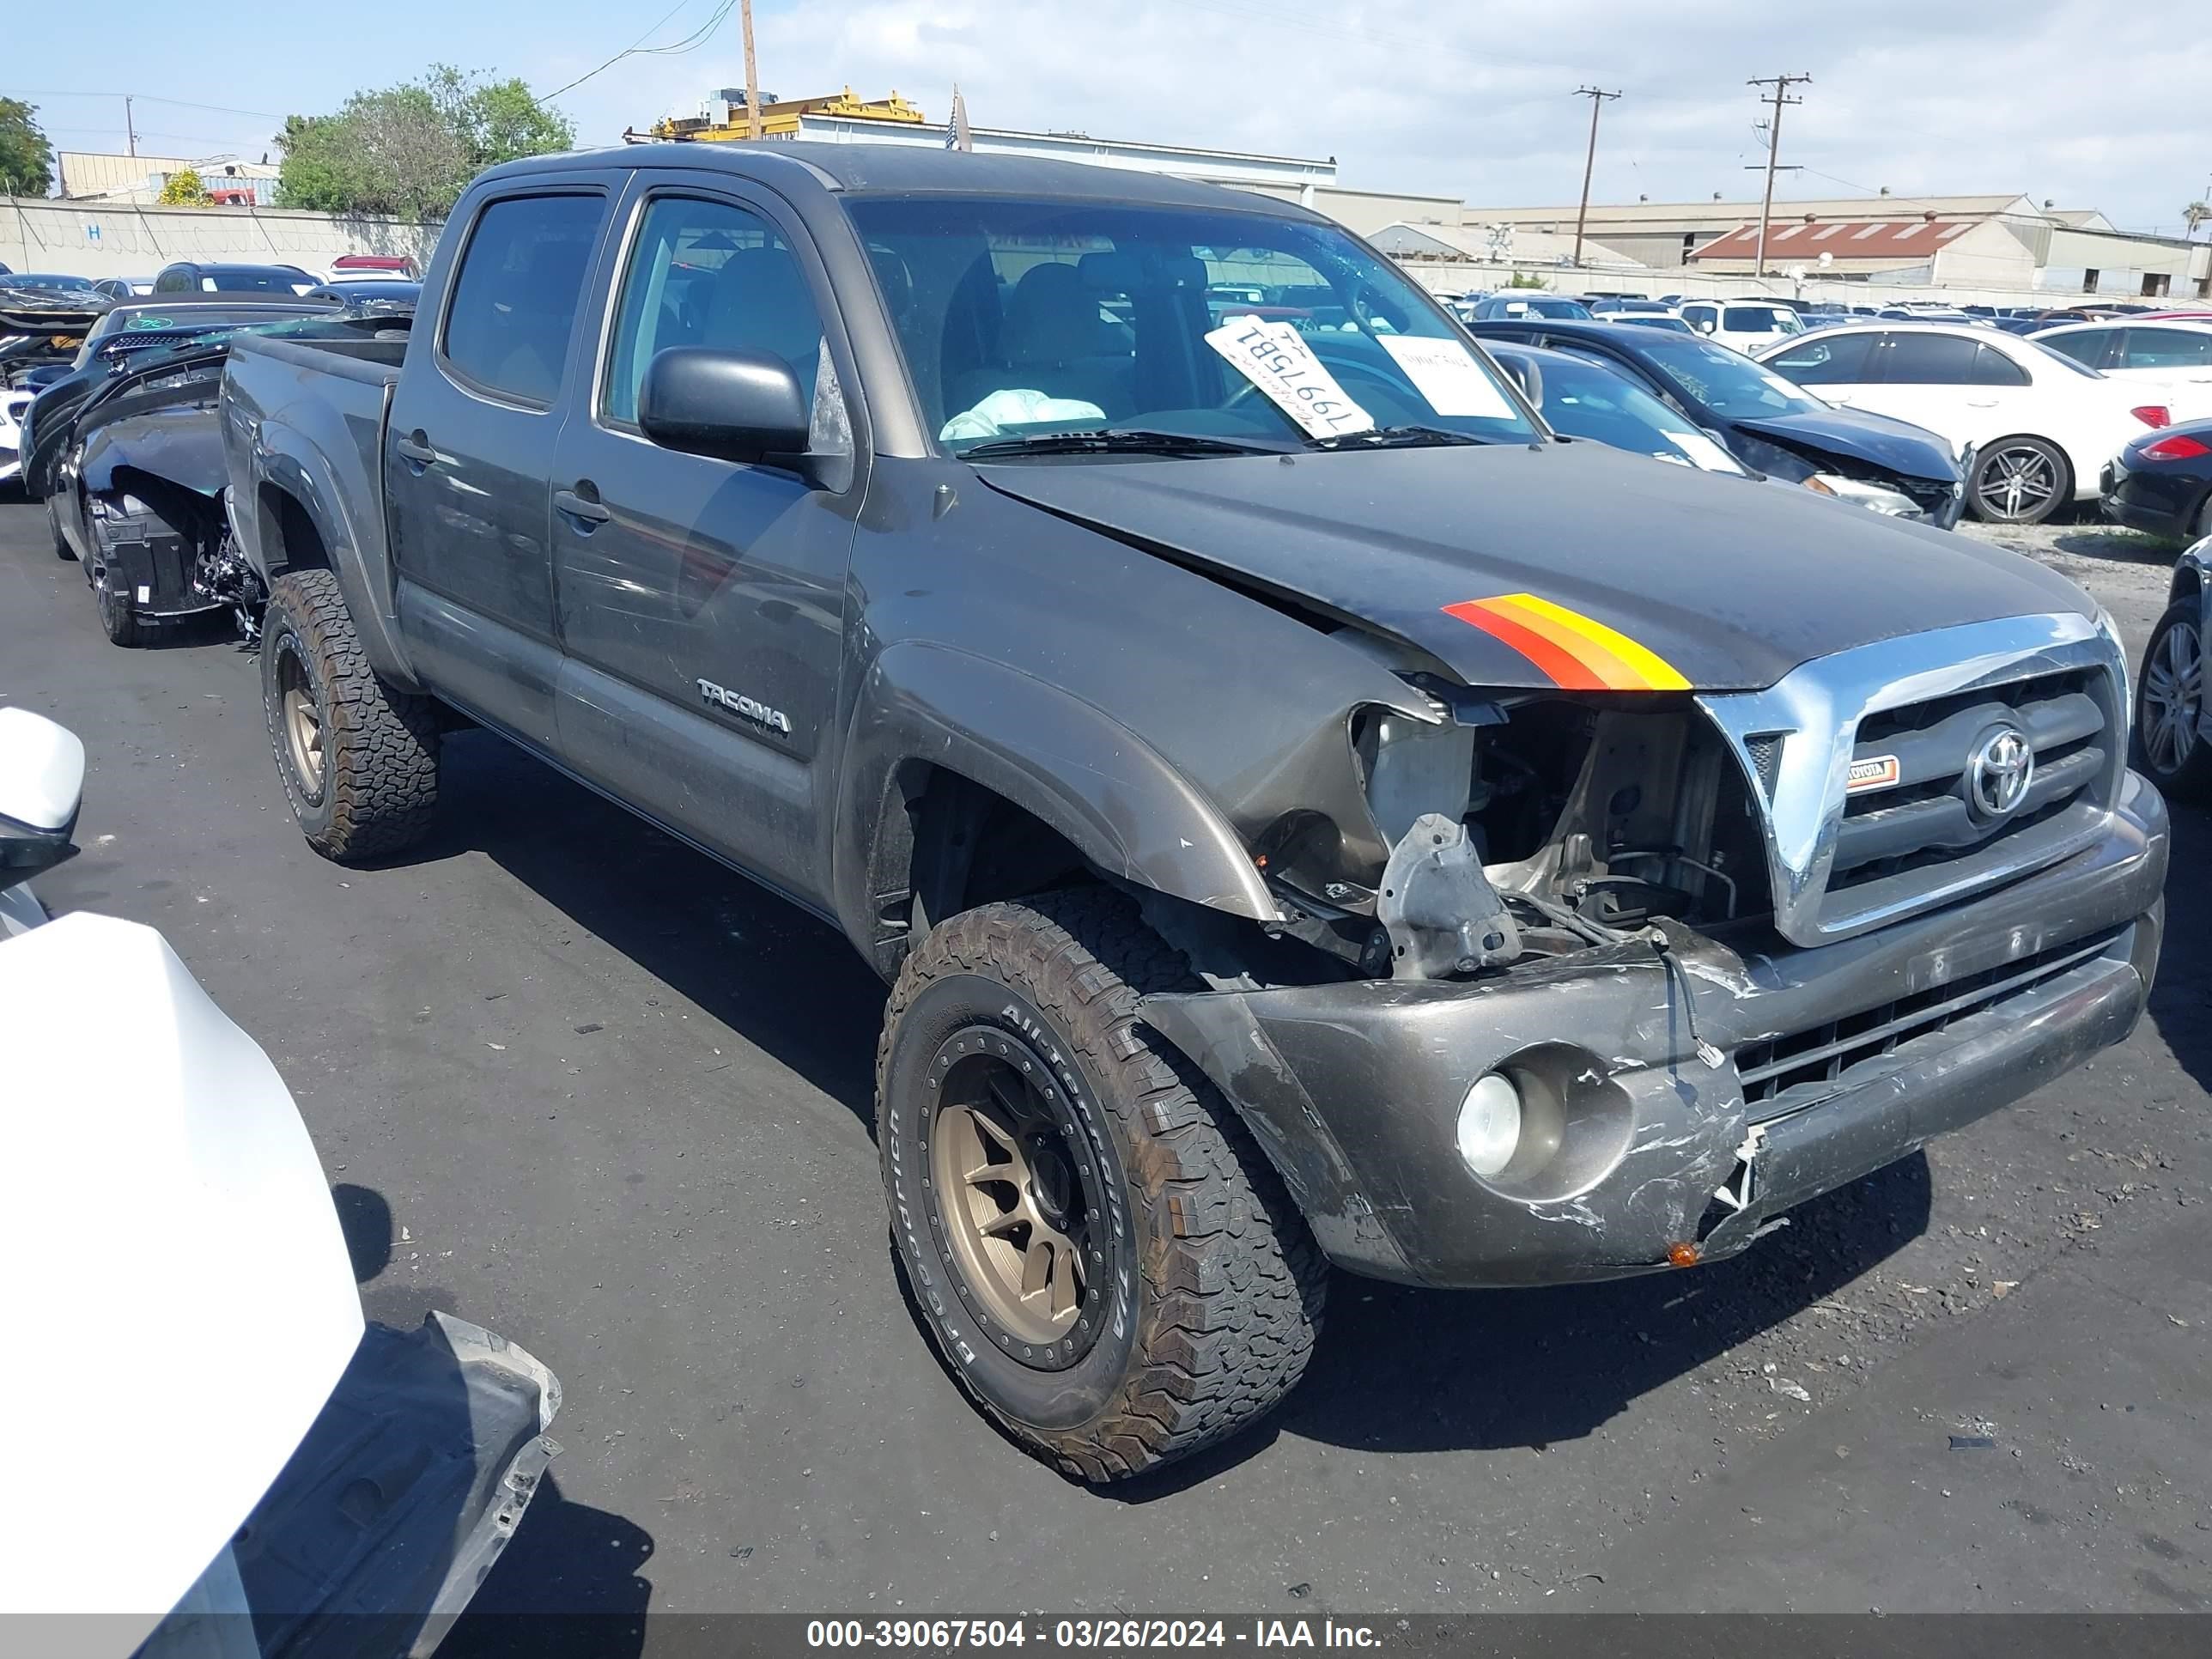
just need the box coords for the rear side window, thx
[1876,331,1981,384]
[1765,332,1875,384]
[1722,306,1794,333]
[441,193,608,406]
[2122,327,2212,369]
[1970,344,2031,386]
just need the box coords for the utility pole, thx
[1571,87,1620,268]
[125,95,137,158]
[1747,73,1809,276]
[740,0,763,140]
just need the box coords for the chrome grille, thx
[1699,614,2128,948]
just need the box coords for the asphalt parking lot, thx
[3,498,2210,1641]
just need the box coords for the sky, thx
[10,1,2211,235]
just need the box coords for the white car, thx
[2033,320,2212,422]
[1756,322,2171,524]
[1676,298,1807,353]
[0,707,562,1656]
[0,384,29,485]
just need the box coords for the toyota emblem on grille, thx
[1968,726,2034,818]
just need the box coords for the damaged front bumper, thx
[1142,771,2168,1288]
[143,1311,561,1659]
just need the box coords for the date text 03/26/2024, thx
[805,1620,1383,1650]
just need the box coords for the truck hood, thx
[976,440,2090,692]
[1729,406,1959,483]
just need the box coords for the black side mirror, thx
[639,347,810,466]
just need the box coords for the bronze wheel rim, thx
[277,647,325,798]
[927,1027,1103,1359]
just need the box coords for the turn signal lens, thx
[1455,1073,1524,1178]
[2142,433,2212,461]
[2130,404,2172,428]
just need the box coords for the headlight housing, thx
[1803,472,1923,518]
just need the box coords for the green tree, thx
[0,96,55,197]
[276,66,574,220]
[2186,202,2211,240]
[157,167,213,207]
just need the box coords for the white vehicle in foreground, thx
[0,707,562,1658]
[1756,321,2171,524]
[2033,320,2212,422]
[1675,298,1806,353]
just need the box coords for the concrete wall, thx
[2,197,439,282]
[1388,256,2191,312]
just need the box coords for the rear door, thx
[385,179,614,747]
[545,174,863,904]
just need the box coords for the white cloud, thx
[540,0,2212,234]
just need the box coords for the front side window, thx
[602,194,836,443]
[1764,332,1875,385]
[844,195,1534,454]
[441,192,607,406]
[2040,328,2112,369]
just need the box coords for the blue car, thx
[1467,316,1966,525]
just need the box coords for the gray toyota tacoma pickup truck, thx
[221,143,2169,1482]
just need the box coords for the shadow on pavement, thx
[437,1472,655,1658]
[1110,1151,1933,1498]
[2145,800,2212,1089]
[398,728,889,1128]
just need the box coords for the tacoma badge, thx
[696,678,792,735]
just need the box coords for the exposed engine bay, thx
[1258,689,1771,982]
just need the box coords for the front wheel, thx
[878,890,1327,1482]
[92,567,143,647]
[2138,598,2212,799]
[260,568,441,860]
[1969,436,2070,525]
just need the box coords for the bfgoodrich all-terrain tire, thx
[878,889,1327,1482]
[260,569,440,860]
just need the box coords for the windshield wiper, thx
[959,428,1282,459]
[1304,424,1493,451]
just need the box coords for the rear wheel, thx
[1969,436,2069,525]
[2138,598,2212,799]
[260,569,441,860]
[48,495,74,561]
[878,889,1326,1482]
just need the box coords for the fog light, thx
[1456,1073,1523,1177]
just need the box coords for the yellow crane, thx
[628,88,927,145]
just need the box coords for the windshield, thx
[1632,335,1827,418]
[844,196,1536,454]
[1512,350,1746,474]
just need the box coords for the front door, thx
[547,180,862,905]
[385,184,612,746]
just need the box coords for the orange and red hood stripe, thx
[1441,593,1690,692]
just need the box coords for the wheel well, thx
[2172,562,2204,609]
[905,766,1091,939]
[260,484,331,574]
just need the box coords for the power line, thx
[1571,87,1620,267]
[1747,72,1811,276]
[0,89,283,120]
[541,0,739,103]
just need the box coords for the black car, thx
[19,301,335,501]
[151,261,317,296]
[1465,316,1966,525]
[300,279,422,315]
[1486,343,1752,477]
[2102,420,2212,542]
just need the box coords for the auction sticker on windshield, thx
[1377,333,1513,420]
[1205,318,1372,439]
